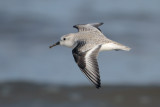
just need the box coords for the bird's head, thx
[49,33,76,48]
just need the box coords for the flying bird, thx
[49,23,131,88]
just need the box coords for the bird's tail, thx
[120,46,131,51]
[100,42,131,52]
[115,44,131,51]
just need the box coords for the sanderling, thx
[49,23,131,88]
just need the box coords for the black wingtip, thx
[96,79,101,89]
[96,84,101,89]
[73,25,77,28]
[99,22,104,25]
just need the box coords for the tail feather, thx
[112,41,131,51]
[100,42,131,51]
[120,46,131,51]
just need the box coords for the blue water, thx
[0,0,160,86]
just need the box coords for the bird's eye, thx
[63,38,66,40]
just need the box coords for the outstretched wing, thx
[72,41,101,88]
[73,22,103,32]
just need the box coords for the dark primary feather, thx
[72,41,86,69]
[72,41,101,88]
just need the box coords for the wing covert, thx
[73,22,103,32]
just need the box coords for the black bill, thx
[49,41,60,48]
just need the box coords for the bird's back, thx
[73,31,111,52]
[72,22,130,52]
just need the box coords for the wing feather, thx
[73,22,103,32]
[72,42,101,88]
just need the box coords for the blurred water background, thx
[0,0,160,107]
